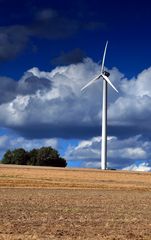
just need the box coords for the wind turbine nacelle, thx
[103,71,110,77]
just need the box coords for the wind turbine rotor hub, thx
[103,71,110,77]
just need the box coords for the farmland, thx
[0,164,151,239]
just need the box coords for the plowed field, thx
[0,164,151,240]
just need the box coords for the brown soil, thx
[0,164,151,239]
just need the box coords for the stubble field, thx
[0,164,151,240]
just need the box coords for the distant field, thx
[0,164,151,239]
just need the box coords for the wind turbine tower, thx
[81,41,118,170]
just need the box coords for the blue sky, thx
[1,0,151,78]
[0,0,151,171]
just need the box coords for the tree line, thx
[1,146,67,167]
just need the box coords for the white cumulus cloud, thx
[65,135,151,171]
[0,58,123,139]
[0,58,150,144]
[123,162,151,172]
[0,59,151,169]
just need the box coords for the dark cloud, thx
[51,48,86,65]
[13,124,100,139]
[29,16,79,39]
[18,72,52,95]
[31,9,104,39]
[0,8,105,61]
[0,77,17,103]
[30,9,104,39]
[34,9,58,21]
[0,71,52,104]
[0,25,28,60]
[84,21,106,31]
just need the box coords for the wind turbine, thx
[81,41,118,170]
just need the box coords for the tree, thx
[56,157,67,167]
[1,146,67,167]
[11,148,28,165]
[1,150,13,164]
[36,147,66,167]
[27,149,38,165]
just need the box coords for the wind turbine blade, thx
[81,74,101,91]
[101,41,108,74]
[101,73,118,93]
